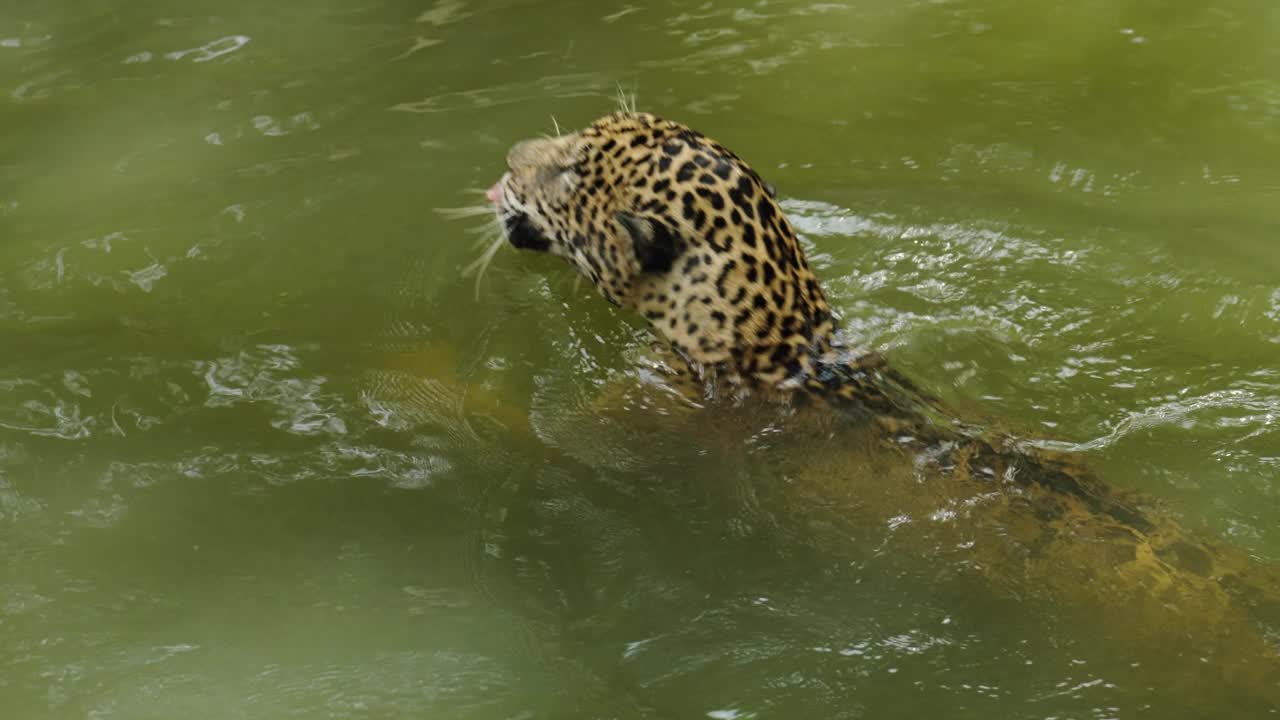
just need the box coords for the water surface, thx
[3,0,1280,717]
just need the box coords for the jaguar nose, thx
[486,173,508,205]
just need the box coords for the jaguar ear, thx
[615,212,686,275]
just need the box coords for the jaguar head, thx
[488,111,836,386]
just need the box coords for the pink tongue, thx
[486,181,502,204]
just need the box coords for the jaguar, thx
[473,110,1280,708]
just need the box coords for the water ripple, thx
[1032,386,1280,454]
[197,344,347,437]
[391,73,612,114]
[164,35,250,64]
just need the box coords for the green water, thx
[3,0,1280,717]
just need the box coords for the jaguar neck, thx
[677,328,941,425]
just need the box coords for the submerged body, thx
[475,111,1280,706]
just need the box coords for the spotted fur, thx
[489,111,859,399]
[486,107,1253,572]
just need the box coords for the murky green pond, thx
[4,0,1280,717]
